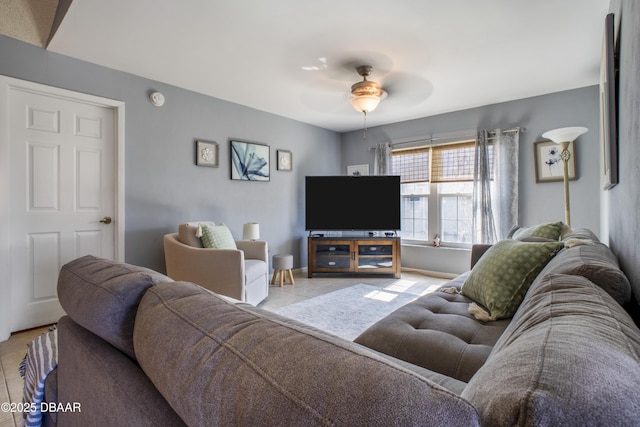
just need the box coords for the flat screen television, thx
[305,175,401,231]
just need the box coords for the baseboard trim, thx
[296,266,457,280]
[400,267,458,280]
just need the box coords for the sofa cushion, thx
[177,221,215,248]
[355,273,510,382]
[134,281,481,427]
[510,221,566,240]
[57,255,172,360]
[201,223,237,249]
[561,226,599,241]
[536,240,631,305]
[462,274,640,426]
[461,239,564,320]
[244,259,266,284]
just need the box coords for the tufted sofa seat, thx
[355,270,510,382]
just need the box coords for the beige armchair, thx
[163,222,269,305]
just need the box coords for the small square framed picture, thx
[534,140,576,183]
[195,140,219,167]
[347,164,369,176]
[277,150,293,171]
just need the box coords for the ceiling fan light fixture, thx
[349,65,387,113]
[349,93,382,113]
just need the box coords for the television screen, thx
[305,176,401,231]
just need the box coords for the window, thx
[400,182,430,241]
[439,182,473,243]
[392,141,492,245]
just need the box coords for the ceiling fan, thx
[296,55,433,124]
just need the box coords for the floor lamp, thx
[541,126,588,227]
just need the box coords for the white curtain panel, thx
[473,130,496,243]
[374,142,392,175]
[473,128,519,244]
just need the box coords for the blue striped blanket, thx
[21,327,58,427]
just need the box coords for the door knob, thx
[100,216,112,224]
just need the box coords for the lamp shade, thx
[349,94,382,113]
[542,127,588,143]
[242,222,260,240]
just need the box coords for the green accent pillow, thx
[511,222,566,241]
[462,239,564,320]
[200,224,237,249]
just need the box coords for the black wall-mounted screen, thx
[305,175,401,231]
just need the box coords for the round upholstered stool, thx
[271,254,294,287]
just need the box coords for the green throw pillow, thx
[462,239,564,320]
[512,222,566,241]
[200,224,237,250]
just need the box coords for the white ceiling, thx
[46,0,610,133]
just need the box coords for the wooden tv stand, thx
[307,236,401,278]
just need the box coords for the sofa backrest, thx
[134,281,481,427]
[533,228,631,305]
[504,226,631,306]
[561,226,600,241]
[57,255,173,360]
[462,273,640,426]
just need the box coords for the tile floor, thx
[0,325,51,427]
[0,269,448,427]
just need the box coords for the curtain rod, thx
[374,127,525,149]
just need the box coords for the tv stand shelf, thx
[307,237,401,278]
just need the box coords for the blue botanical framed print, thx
[230,140,270,181]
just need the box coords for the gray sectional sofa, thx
[43,226,640,426]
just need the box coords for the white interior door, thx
[7,85,118,332]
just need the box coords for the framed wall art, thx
[230,140,270,181]
[195,140,219,167]
[534,140,576,183]
[347,164,369,176]
[277,150,292,171]
[600,12,619,190]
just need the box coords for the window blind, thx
[391,147,430,183]
[431,141,494,182]
[392,140,493,183]
[431,142,475,182]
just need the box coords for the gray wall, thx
[0,35,341,273]
[0,32,615,278]
[607,0,640,305]
[341,87,601,273]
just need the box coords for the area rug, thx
[274,284,419,340]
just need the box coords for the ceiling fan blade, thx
[381,72,434,106]
[300,88,353,114]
